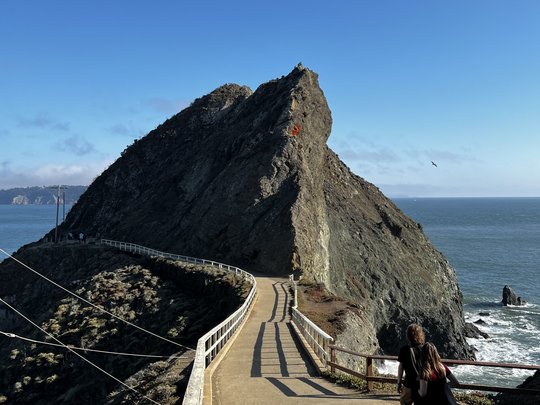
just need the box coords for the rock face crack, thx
[58,65,474,359]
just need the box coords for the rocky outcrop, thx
[52,65,473,359]
[495,370,540,404]
[0,245,250,404]
[464,322,489,339]
[502,285,526,306]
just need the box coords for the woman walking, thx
[417,342,459,405]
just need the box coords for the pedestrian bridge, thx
[209,276,397,405]
[103,240,398,405]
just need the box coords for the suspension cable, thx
[0,248,194,352]
[0,297,161,405]
[0,330,193,360]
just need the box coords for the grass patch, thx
[321,370,367,391]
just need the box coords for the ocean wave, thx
[462,301,540,389]
[505,302,538,309]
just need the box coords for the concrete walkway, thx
[211,276,399,405]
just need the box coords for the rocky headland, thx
[55,65,474,359]
[1,65,477,402]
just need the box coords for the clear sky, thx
[1,1,539,197]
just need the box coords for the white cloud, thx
[0,160,113,190]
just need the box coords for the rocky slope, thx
[52,65,474,359]
[0,244,250,404]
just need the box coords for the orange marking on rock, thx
[290,124,302,137]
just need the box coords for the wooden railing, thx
[329,345,540,396]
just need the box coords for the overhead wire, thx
[0,330,193,360]
[0,248,194,352]
[0,297,161,405]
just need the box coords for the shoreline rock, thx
[465,322,490,339]
[502,285,526,306]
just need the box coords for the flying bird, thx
[431,161,438,167]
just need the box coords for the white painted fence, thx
[289,275,333,367]
[101,239,257,405]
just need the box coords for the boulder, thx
[474,319,487,325]
[465,322,489,339]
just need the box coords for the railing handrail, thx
[101,239,252,277]
[328,344,540,395]
[101,239,257,405]
[328,344,540,372]
[288,275,333,367]
[292,307,333,340]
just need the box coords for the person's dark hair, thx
[406,323,425,346]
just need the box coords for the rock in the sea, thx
[465,322,489,339]
[478,312,491,316]
[502,285,525,306]
[474,319,487,325]
[57,66,474,359]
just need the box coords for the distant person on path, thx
[416,342,459,405]
[79,232,84,244]
[397,323,425,404]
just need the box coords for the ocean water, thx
[393,197,540,388]
[0,205,71,256]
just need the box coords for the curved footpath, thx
[210,276,399,405]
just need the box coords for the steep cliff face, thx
[58,65,473,358]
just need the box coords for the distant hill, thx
[0,186,87,204]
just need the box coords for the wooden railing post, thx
[366,356,374,392]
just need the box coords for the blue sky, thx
[1,1,539,197]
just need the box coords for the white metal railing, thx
[101,239,257,405]
[289,275,333,367]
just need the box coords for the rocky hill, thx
[54,65,474,359]
[0,186,87,205]
[0,244,250,404]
